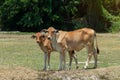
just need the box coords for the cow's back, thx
[64,28,95,51]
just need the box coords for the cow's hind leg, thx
[84,53,92,69]
[84,46,93,69]
[93,48,98,68]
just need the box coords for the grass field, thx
[0,32,120,71]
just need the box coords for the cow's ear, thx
[41,29,48,35]
[54,29,59,34]
[41,29,47,32]
[31,35,36,39]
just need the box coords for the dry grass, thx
[0,65,38,80]
[0,65,119,80]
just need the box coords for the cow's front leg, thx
[68,52,73,70]
[59,53,63,70]
[43,53,47,70]
[62,52,66,70]
[47,52,51,70]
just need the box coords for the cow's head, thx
[31,32,45,43]
[41,27,59,40]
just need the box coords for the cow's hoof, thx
[93,66,97,69]
[84,66,88,69]
[69,67,71,70]
[76,66,79,69]
[42,68,46,71]
[58,68,62,71]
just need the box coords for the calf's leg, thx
[59,52,63,70]
[93,48,98,68]
[43,53,47,70]
[47,52,51,70]
[84,46,93,69]
[69,51,78,70]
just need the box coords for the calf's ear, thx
[54,29,59,34]
[41,29,47,32]
[31,35,36,39]
[55,30,59,33]
[41,29,47,35]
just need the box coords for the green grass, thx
[0,32,120,71]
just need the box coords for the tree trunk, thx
[86,0,103,31]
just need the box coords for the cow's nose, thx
[48,36,51,40]
[48,37,50,40]
[36,41,39,43]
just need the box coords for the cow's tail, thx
[94,33,99,54]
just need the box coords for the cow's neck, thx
[51,36,57,45]
[51,35,60,51]
[38,43,43,48]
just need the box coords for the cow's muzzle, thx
[36,41,40,43]
[48,36,52,40]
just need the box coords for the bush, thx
[108,20,120,33]
[102,6,120,33]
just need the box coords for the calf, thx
[43,29,79,70]
[32,31,78,70]
[32,31,52,70]
[43,27,99,69]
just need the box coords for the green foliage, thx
[102,5,120,33]
[0,0,22,30]
[0,0,50,31]
[109,21,120,33]
[102,0,120,15]
[0,0,120,32]
[101,0,120,32]
[17,12,43,28]
[0,0,82,31]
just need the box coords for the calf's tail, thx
[94,33,100,54]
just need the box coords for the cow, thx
[43,27,99,69]
[32,31,78,70]
[32,31,52,70]
[43,28,79,70]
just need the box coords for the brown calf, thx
[32,32,52,70]
[43,27,99,69]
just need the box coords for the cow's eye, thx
[44,31,48,35]
[52,31,55,33]
[45,31,48,33]
[41,35,45,38]
[53,30,59,34]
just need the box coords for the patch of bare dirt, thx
[0,65,120,80]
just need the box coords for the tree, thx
[0,0,120,32]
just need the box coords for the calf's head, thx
[41,27,59,40]
[32,32,45,44]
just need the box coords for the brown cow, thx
[32,31,78,70]
[43,27,99,69]
[32,31,52,70]
[43,29,79,70]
